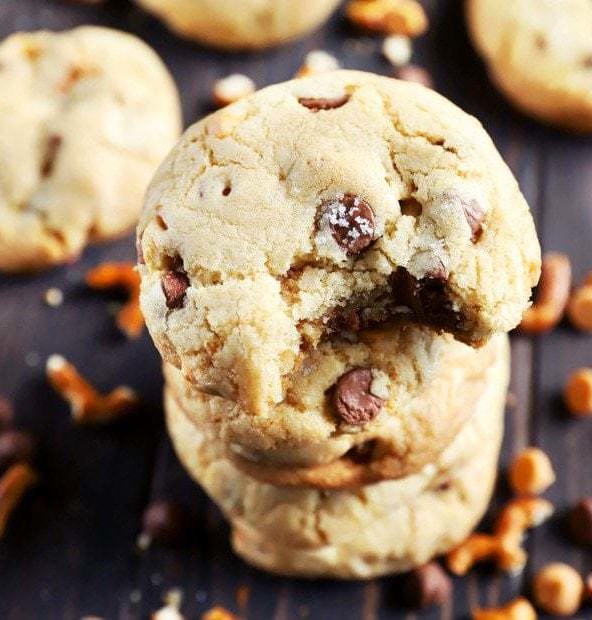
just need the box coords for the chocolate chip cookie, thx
[138,70,539,414]
[165,334,507,578]
[0,27,181,272]
[467,0,592,132]
[134,0,342,50]
[165,331,509,488]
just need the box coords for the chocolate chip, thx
[460,197,485,242]
[162,270,190,309]
[567,498,592,545]
[0,397,14,431]
[318,193,376,255]
[389,267,463,333]
[402,563,452,609]
[344,439,378,464]
[298,94,350,111]
[140,500,188,548]
[40,135,62,177]
[332,368,384,426]
[0,431,35,473]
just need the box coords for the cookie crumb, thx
[382,35,412,67]
[213,74,255,108]
[43,287,64,307]
[296,50,340,78]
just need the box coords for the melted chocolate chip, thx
[41,135,62,177]
[402,563,452,609]
[332,368,384,426]
[298,94,350,111]
[162,270,190,309]
[318,193,376,255]
[389,267,463,333]
[344,439,378,464]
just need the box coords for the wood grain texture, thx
[0,0,591,618]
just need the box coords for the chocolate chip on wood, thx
[567,498,592,545]
[402,562,452,609]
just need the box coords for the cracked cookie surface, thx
[0,26,181,272]
[134,0,342,50]
[467,0,592,133]
[138,70,539,415]
[165,330,508,486]
[165,335,507,578]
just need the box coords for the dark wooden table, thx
[0,1,591,618]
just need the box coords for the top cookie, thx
[0,27,181,272]
[467,0,592,133]
[138,70,540,413]
[135,0,342,50]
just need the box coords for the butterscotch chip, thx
[201,607,238,620]
[567,285,592,332]
[333,368,384,425]
[508,447,556,496]
[564,368,592,416]
[532,563,584,616]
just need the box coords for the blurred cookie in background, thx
[134,0,343,50]
[0,26,181,273]
[467,0,592,133]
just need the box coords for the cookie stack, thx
[137,71,541,578]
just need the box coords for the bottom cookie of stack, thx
[164,335,509,579]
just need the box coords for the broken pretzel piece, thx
[346,0,428,38]
[46,355,138,424]
[447,498,553,575]
[0,463,38,538]
[86,262,144,339]
[520,252,571,333]
[472,597,537,620]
